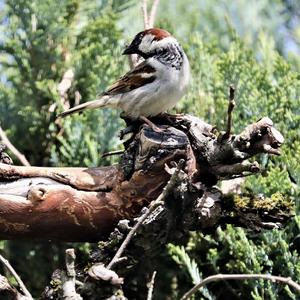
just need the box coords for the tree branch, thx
[62,249,82,300]
[148,0,160,28]
[146,271,157,300]
[0,126,30,166]
[222,85,235,140]
[141,0,160,29]
[0,253,33,299]
[141,0,150,29]
[0,114,290,242]
[107,160,185,270]
[180,274,300,300]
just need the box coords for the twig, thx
[180,274,300,300]
[129,0,160,69]
[0,274,30,299]
[141,0,160,29]
[147,271,157,300]
[57,69,74,112]
[148,0,160,28]
[62,249,82,300]
[0,126,30,166]
[223,85,235,140]
[141,0,149,29]
[0,253,33,299]
[107,159,185,270]
[101,150,124,158]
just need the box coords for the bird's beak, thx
[123,43,138,55]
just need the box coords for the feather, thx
[57,61,156,118]
[57,98,109,118]
[103,61,156,95]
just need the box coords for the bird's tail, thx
[57,96,113,118]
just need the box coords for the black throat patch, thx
[141,43,184,70]
[155,44,184,70]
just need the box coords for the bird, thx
[57,28,190,129]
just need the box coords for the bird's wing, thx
[102,61,156,96]
[57,62,157,118]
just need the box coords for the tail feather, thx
[57,98,109,118]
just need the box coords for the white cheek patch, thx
[138,34,155,53]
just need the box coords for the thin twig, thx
[0,253,33,299]
[141,0,160,29]
[0,126,30,166]
[66,249,76,277]
[141,0,149,29]
[57,69,74,111]
[107,160,185,270]
[101,150,124,158]
[223,85,235,140]
[62,249,82,300]
[129,0,160,69]
[147,271,157,300]
[148,0,160,28]
[180,274,300,300]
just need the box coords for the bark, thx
[0,114,291,242]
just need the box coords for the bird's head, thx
[123,28,177,58]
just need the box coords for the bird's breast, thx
[119,58,190,118]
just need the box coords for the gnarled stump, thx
[0,115,291,242]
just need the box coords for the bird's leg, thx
[139,116,163,133]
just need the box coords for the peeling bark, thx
[0,114,290,242]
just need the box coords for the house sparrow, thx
[57,28,190,125]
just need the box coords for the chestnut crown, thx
[123,28,177,58]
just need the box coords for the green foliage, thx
[168,228,300,299]
[168,244,215,300]
[0,0,79,164]
[154,1,300,299]
[51,9,126,166]
[0,0,130,295]
[0,0,299,299]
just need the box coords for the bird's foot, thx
[139,116,163,133]
[153,112,185,126]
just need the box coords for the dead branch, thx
[223,85,235,140]
[0,253,33,299]
[57,69,74,111]
[62,249,82,300]
[0,127,30,166]
[0,114,290,242]
[148,0,160,28]
[106,160,185,270]
[141,0,160,29]
[101,149,124,158]
[129,0,161,69]
[180,274,300,300]
[146,271,157,300]
[0,274,29,299]
[141,0,149,29]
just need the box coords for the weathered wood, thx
[0,164,123,191]
[0,115,289,241]
[0,125,190,241]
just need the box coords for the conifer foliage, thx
[0,0,299,299]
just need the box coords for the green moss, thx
[50,278,62,291]
[231,192,295,215]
